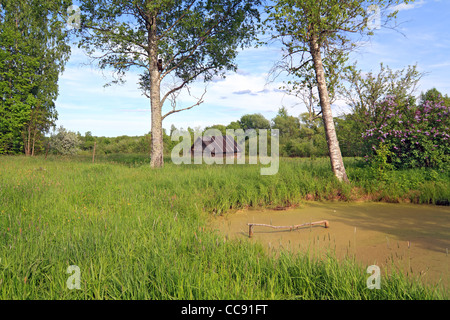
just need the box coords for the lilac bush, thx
[362,96,449,169]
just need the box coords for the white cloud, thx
[60,64,147,99]
[390,0,426,12]
[428,61,450,69]
[174,72,304,114]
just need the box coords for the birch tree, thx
[264,0,413,182]
[76,0,261,167]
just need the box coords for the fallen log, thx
[247,220,329,238]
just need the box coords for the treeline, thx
[51,85,448,172]
[70,110,328,158]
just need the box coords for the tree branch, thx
[162,87,207,121]
[159,22,221,81]
[86,25,150,54]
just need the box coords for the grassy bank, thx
[0,155,447,299]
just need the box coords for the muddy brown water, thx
[211,202,450,289]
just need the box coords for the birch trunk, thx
[148,15,164,168]
[310,35,349,183]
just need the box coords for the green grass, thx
[0,154,447,299]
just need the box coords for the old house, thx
[191,135,242,158]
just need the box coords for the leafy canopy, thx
[76,0,261,99]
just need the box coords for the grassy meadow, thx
[0,154,448,299]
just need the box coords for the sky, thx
[54,0,450,137]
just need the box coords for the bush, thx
[363,96,449,170]
[49,126,81,155]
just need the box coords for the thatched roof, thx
[191,135,242,155]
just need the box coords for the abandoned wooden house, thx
[191,135,242,158]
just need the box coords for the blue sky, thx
[54,0,450,137]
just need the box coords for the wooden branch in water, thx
[247,220,329,238]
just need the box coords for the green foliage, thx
[204,124,227,135]
[276,111,328,158]
[334,115,366,157]
[239,113,271,130]
[420,88,450,106]
[49,126,82,155]
[338,63,424,157]
[272,107,300,139]
[362,90,450,170]
[369,142,394,181]
[0,0,71,155]
[226,120,242,130]
[336,61,447,172]
[336,63,423,157]
[341,63,423,115]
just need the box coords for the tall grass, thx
[0,155,447,299]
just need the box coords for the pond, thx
[211,202,449,289]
